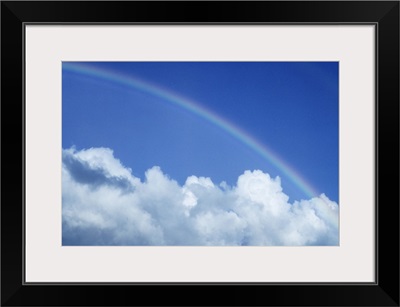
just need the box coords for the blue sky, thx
[62,62,339,246]
[62,62,338,202]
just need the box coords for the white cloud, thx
[62,147,339,246]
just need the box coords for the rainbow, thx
[62,62,320,199]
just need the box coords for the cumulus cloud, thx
[62,147,339,246]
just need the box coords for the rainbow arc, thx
[63,62,320,199]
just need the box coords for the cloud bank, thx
[62,147,339,246]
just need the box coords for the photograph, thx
[62,61,339,246]
[2,0,399,305]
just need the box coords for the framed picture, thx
[1,1,399,306]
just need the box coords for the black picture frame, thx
[1,1,399,306]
